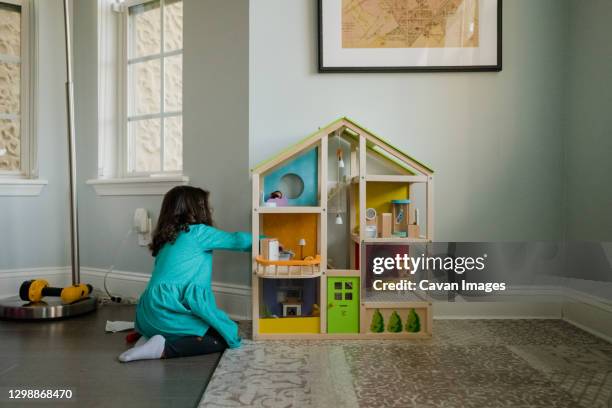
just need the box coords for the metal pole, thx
[63,0,80,285]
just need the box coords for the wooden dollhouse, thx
[251,117,434,340]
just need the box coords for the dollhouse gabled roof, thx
[251,117,434,176]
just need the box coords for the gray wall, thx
[74,0,251,285]
[0,0,70,270]
[250,0,569,242]
[565,0,612,241]
[6,0,609,293]
[74,0,159,275]
[561,0,612,299]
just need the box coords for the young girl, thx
[119,186,251,362]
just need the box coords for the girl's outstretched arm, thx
[191,224,251,252]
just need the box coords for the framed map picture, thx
[318,0,502,72]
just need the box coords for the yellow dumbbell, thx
[19,279,93,304]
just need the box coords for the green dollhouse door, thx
[327,277,359,333]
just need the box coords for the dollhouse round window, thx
[279,173,304,199]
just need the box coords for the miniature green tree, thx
[370,309,384,333]
[387,311,403,333]
[262,304,272,318]
[405,308,421,333]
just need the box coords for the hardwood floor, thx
[0,303,221,407]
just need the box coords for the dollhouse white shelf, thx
[255,206,324,214]
[350,233,429,244]
[351,175,429,184]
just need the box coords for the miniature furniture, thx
[281,299,302,317]
[251,117,434,339]
[391,199,410,236]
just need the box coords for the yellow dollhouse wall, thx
[262,213,318,257]
[354,182,410,229]
[259,316,320,334]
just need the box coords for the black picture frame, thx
[318,0,503,73]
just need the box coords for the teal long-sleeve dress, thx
[135,224,251,348]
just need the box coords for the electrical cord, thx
[103,228,136,304]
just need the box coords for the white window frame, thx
[0,0,45,196]
[89,0,187,196]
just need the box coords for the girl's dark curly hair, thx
[149,186,213,256]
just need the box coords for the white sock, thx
[118,335,165,363]
[134,335,148,347]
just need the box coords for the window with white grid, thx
[0,0,31,177]
[125,0,182,175]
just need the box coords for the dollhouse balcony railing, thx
[255,255,322,278]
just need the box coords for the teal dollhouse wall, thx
[263,148,318,206]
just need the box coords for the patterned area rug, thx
[200,320,612,408]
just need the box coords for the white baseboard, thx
[207,281,252,321]
[0,267,71,299]
[80,267,251,321]
[562,288,612,342]
[433,301,563,319]
[433,287,612,342]
[2,268,611,341]
[564,287,612,313]
[563,316,612,344]
[0,266,251,321]
[433,286,564,319]
[80,268,151,301]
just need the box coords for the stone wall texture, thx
[129,0,182,173]
[0,5,21,171]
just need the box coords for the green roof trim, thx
[251,118,344,172]
[251,116,434,174]
[363,144,413,175]
[335,126,415,174]
[342,116,434,174]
